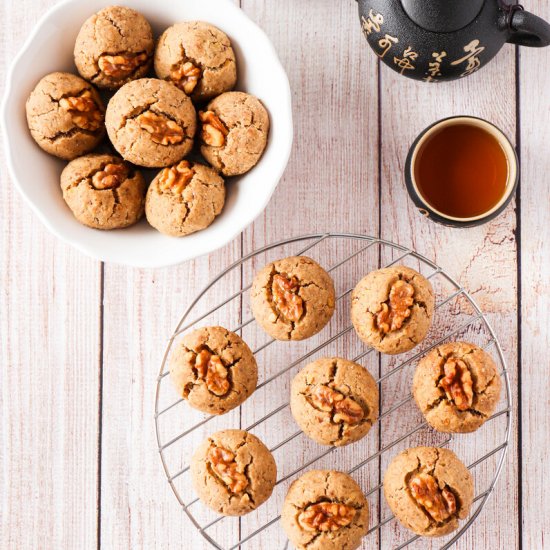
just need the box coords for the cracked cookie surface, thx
[250,256,335,341]
[74,6,154,89]
[170,326,257,415]
[291,357,379,446]
[200,91,269,176]
[191,429,276,516]
[154,21,237,102]
[384,446,474,537]
[281,470,369,550]
[105,78,196,168]
[61,153,145,229]
[351,265,435,355]
[413,341,501,433]
[145,161,225,237]
[26,72,105,160]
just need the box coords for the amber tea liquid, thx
[414,123,509,219]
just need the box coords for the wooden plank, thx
[377,27,519,550]
[519,1,550,547]
[0,2,101,549]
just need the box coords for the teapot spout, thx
[400,0,485,33]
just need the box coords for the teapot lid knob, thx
[400,0,485,32]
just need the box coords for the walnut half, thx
[158,160,195,194]
[199,110,229,147]
[194,349,230,397]
[409,473,457,523]
[309,385,364,425]
[91,163,128,190]
[272,273,304,322]
[376,279,415,333]
[207,445,248,493]
[59,90,103,131]
[171,61,202,95]
[98,52,149,80]
[137,111,185,146]
[298,502,356,532]
[439,358,474,411]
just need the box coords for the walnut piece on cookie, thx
[351,265,435,354]
[413,341,502,433]
[250,256,335,341]
[291,357,379,446]
[281,470,369,550]
[191,429,276,516]
[384,446,474,537]
[169,326,257,415]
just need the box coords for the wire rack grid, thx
[154,233,512,550]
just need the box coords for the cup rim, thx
[409,116,518,223]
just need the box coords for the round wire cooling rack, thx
[155,233,512,550]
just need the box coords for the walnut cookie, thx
[105,78,196,168]
[61,154,145,230]
[281,470,369,550]
[384,447,474,537]
[191,429,276,516]
[351,266,435,355]
[413,341,501,433]
[145,160,225,237]
[199,91,269,176]
[74,6,154,90]
[26,72,105,160]
[154,21,237,102]
[170,326,257,415]
[250,256,336,341]
[291,358,379,447]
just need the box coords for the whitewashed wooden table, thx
[1,1,549,549]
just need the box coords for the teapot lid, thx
[400,0,485,33]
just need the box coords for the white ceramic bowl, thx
[2,0,292,268]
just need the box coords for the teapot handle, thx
[505,6,550,47]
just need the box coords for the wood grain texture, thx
[519,1,550,548]
[2,0,550,548]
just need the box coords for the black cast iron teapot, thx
[357,0,550,81]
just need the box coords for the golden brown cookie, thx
[250,256,335,341]
[74,6,154,89]
[413,341,501,433]
[26,72,105,160]
[61,153,145,230]
[154,21,237,102]
[191,429,276,516]
[281,470,369,550]
[290,357,379,447]
[170,326,257,415]
[105,78,196,168]
[199,91,269,176]
[145,160,225,237]
[351,266,435,355]
[384,447,474,537]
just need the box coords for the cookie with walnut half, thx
[351,265,435,355]
[250,256,336,341]
[291,357,379,447]
[61,153,145,230]
[281,470,369,550]
[154,21,237,102]
[26,72,105,160]
[413,341,502,433]
[170,326,257,415]
[145,160,225,237]
[74,6,154,90]
[191,429,276,516]
[384,447,474,537]
[105,78,196,168]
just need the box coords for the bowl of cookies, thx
[2,0,292,267]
